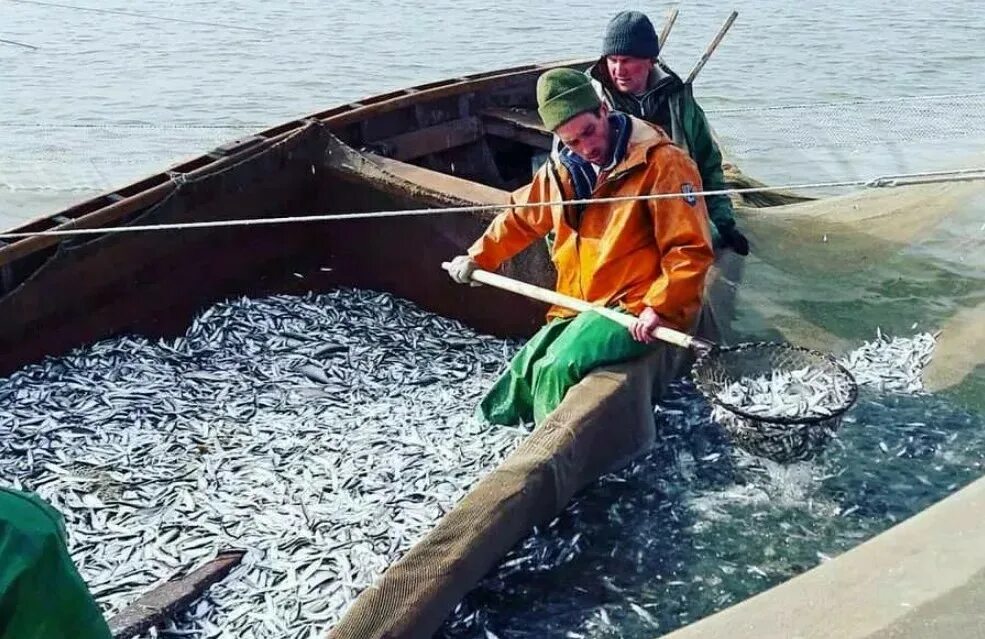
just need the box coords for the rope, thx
[2,92,984,131]
[712,92,985,153]
[705,92,985,114]
[0,37,39,50]
[1,168,982,241]
[5,0,271,34]
[0,122,259,130]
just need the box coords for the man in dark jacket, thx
[587,10,749,257]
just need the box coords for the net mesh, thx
[710,93,985,153]
[692,343,858,463]
[730,175,984,402]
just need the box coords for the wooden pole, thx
[658,7,680,49]
[684,10,738,84]
[107,550,245,638]
[441,263,696,349]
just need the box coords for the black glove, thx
[720,226,749,256]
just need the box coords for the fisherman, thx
[587,10,749,257]
[447,68,714,426]
[0,487,112,639]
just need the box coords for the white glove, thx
[448,255,480,286]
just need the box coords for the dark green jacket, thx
[0,488,112,639]
[587,59,736,249]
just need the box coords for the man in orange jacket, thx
[447,67,714,426]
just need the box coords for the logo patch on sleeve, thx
[681,183,697,206]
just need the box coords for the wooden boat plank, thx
[0,183,178,267]
[114,173,173,199]
[369,117,483,162]
[326,133,509,208]
[484,119,552,151]
[210,134,268,157]
[324,59,585,128]
[480,106,549,133]
[107,550,245,639]
[480,106,552,150]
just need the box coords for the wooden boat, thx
[0,56,814,637]
[0,56,806,377]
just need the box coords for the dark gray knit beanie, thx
[602,11,660,59]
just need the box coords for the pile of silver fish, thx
[0,292,942,638]
[710,331,937,425]
[0,289,526,638]
[712,366,852,420]
[839,329,938,394]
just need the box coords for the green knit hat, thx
[536,68,601,131]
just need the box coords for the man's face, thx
[555,105,612,165]
[606,55,652,95]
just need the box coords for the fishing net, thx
[709,173,985,472]
[709,93,985,155]
[731,173,985,408]
[691,342,858,463]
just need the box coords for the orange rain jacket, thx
[467,116,715,331]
